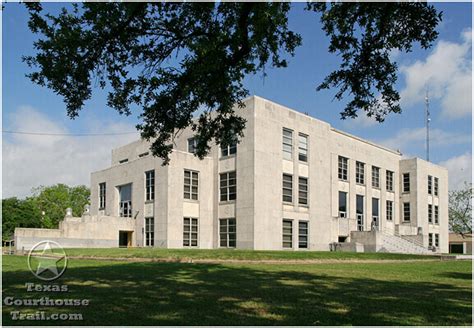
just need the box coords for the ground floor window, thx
[145,217,154,247]
[219,218,236,248]
[282,219,293,248]
[429,233,433,247]
[183,217,198,247]
[298,221,308,249]
[435,233,439,247]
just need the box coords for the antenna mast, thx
[425,89,430,162]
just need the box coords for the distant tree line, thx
[2,184,90,240]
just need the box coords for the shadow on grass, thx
[438,272,473,280]
[2,260,472,326]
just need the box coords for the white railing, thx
[382,227,427,250]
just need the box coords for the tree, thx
[24,2,442,163]
[2,197,42,240]
[449,183,473,236]
[31,184,90,228]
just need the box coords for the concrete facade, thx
[87,96,449,253]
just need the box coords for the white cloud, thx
[376,127,470,153]
[2,106,139,198]
[438,152,472,191]
[400,28,472,119]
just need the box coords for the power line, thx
[1,130,138,137]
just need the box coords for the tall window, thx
[145,217,154,247]
[145,170,155,201]
[434,233,439,247]
[338,156,348,181]
[403,202,410,222]
[339,191,347,218]
[428,204,433,223]
[282,219,293,248]
[219,218,236,248]
[386,200,393,221]
[282,128,293,160]
[298,133,308,162]
[187,138,197,154]
[372,198,379,228]
[403,173,410,192]
[428,175,433,195]
[119,184,132,218]
[356,195,364,231]
[356,161,365,184]
[429,233,433,247]
[184,170,199,200]
[298,221,308,249]
[221,142,237,157]
[282,174,293,203]
[434,177,439,196]
[372,166,380,189]
[183,217,198,247]
[99,182,106,210]
[434,205,439,224]
[386,170,394,192]
[220,171,236,201]
[298,177,308,206]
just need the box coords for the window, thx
[184,170,199,200]
[298,221,308,249]
[403,173,410,192]
[145,217,154,247]
[221,142,237,157]
[403,202,410,222]
[187,138,197,154]
[183,217,198,247]
[99,182,106,210]
[434,177,439,196]
[372,166,380,189]
[356,195,364,231]
[298,177,308,206]
[298,133,308,162]
[428,175,433,195]
[429,233,433,247]
[434,233,439,247]
[386,200,393,221]
[138,152,149,158]
[386,170,394,192]
[119,184,132,218]
[338,156,348,181]
[219,218,236,248]
[372,198,379,228]
[434,205,439,224]
[145,170,155,201]
[282,174,293,203]
[282,219,293,248]
[282,128,293,160]
[356,161,365,184]
[428,204,433,223]
[119,158,128,164]
[338,191,347,218]
[220,171,236,201]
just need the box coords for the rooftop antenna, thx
[425,88,431,162]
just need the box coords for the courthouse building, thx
[15,96,449,253]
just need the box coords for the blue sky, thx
[2,2,472,197]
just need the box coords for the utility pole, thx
[425,88,430,162]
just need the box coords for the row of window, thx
[182,217,236,248]
[183,170,237,202]
[428,175,439,196]
[283,219,308,249]
[283,174,308,205]
[188,138,237,157]
[338,156,394,191]
[282,128,308,162]
[428,204,440,225]
[428,233,440,248]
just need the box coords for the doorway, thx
[119,231,133,247]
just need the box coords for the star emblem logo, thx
[27,241,68,281]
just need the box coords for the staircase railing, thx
[381,227,428,250]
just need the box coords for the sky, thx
[1,2,472,198]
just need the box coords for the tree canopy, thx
[449,183,473,236]
[24,2,442,163]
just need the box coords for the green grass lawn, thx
[2,255,471,326]
[59,247,441,261]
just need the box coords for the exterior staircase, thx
[378,231,433,255]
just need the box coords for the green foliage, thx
[31,184,90,228]
[1,197,41,240]
[449,182,473,235]
[24,2,441,163]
